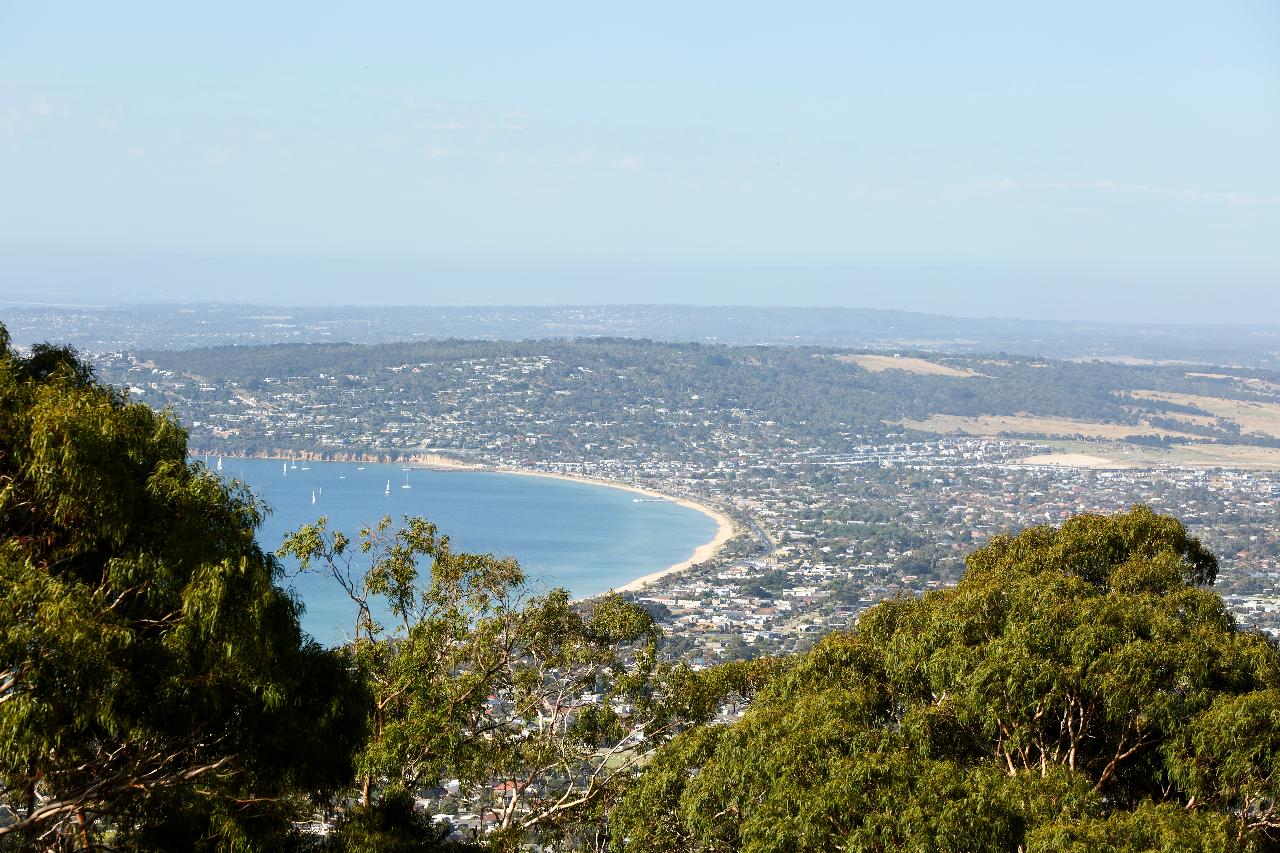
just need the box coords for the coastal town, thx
[87,342,1280,667]
[75,336,1280,840]
[7,4,1279,845]
[12,328,1280,842]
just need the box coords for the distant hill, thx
[7,302,1280,367]
[92,337,1280,465]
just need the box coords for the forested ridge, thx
[117,338,1280,456]
[5,326,1280,851]
[139,337,1280,433]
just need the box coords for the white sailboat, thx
[311,490,316,505]
[385,480,391,496]
[401,472,411,489]
[282,461,288,475]
[216,456,223,471]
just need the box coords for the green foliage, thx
[323,790,481,853]
[17,320,1280,850]
[612,507,1280,852]
[0,326,367,848]
[1166,688,1280,835]
[964,505,1219,588]
[1026,800,1256,852]
[280,513,752,848]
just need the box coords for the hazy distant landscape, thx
[9,301,1280,368]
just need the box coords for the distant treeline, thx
[124,338,1280,450]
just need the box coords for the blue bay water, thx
[215,458,718,645]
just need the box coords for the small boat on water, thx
[401,473,411,490]
[385,480,391,496]
[282,461,288,475]
[311,490,316,505]
[216,456,223,471]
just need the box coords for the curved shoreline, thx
[203,452,736,594]
[483,467,738,594]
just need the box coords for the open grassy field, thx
[1142,408,1222,428]
[836,354,978,377]
[899,413,1202,441]
[1128,390,1280,438]
[1183,372,1280,394]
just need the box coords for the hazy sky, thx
[1,2,1277,319]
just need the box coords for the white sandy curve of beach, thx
[613,504,736,593]
[462,467,737,593]
[407,459,737,592]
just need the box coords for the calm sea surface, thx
[215,458,718,644]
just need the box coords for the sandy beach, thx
[475,467,738,593]
[239,453,736,594]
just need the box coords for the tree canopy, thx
[0,325,366,849]
[7,319,1280,851]
[279,514,762,851]
[611,506,1280,852]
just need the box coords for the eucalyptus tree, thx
[280,515,757,849]
[0,326,366,850]
[611,507,1280,852]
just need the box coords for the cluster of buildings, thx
[31,333,1278,837]
[91,349,1280,661]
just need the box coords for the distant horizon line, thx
[4,297,1280,333]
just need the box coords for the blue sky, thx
[0,2,1277,319]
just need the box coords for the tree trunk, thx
[75,811,92,850]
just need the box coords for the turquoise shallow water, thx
[214,458,718,644]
